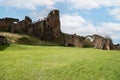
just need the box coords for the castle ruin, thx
[0,10,119,50]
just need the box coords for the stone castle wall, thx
[0,18,19,32]
[0,10,118,50]
[92,35,114,50]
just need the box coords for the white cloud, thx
[61,14,86,28]
[61,14,120,43]
[68,0,120,21]
[100,23,120,32]
[29,9,51,21]
[69,0,101,10]
[1,0,120,10]
[61,14,97,35]
[0,0,64,10]
[69,0,120,10]
[109,8,120,20]
[1,0,120,21]
[61,14,85,34]
[98,23,120,40]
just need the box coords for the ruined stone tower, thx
[37,10,61,42]
[46,10,61,38]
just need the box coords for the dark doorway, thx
[67,44,74,47]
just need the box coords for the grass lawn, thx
[0,44,120,80]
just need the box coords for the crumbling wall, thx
[13,16,32,33]
[0,16,32,33]
[0,18,19,32]
[92,35,114,50]
[26,20,46,41]
[0,10,118,50]
[65,34,85,47]
[0,10,85,47]
[27,10,61,42]
[27,24,34,35]
[113,44,120,50]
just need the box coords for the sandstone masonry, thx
[0,10,119,50]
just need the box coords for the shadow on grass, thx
[0,44,10,51]
[17,37,62,47]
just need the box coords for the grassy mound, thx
[0,32,58,46]
[0,44,120,80]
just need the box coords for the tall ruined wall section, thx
[43,10,61,42]
[26,10,61,42]
[47,10,61,38]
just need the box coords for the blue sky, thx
[0,0,120,44]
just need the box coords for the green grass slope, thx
[0,44,120,80]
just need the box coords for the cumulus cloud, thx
[1,0,120,21]
[98,23,120,44]
[0,0,64,10]
[69,0,101,10]
[1,0,120,10]
[61,14,97,35]
[67,0,120,21]
[61,14,120,43]
[29,9,51,21]
[69,0,120,10]
[109,8,120,20]
[61,14,86,29]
